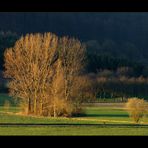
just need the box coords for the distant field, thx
[0,93,148,135]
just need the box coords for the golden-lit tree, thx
[126,98,148,123]
[48,37,86,116]
[4,33,86,117]
[58,37,86,109]
[4,33,58,115]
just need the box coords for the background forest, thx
[1,12,148,100]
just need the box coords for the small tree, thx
[126,98,148,123]
[3,100,10,112]
[18,100,28,115]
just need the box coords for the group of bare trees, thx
[96,76,148,100]
[85,70,148,102]
[4,32,88,117]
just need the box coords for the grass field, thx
[1,94,148,135]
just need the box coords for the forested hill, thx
[0,12,148,45]
[1,12,148,76]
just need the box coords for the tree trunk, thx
[28,98,31,114]
[53,100,56,117]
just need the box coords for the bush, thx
[18,101,28,115]
[126,98,148,123]
[42,98,74,117]
[42,98,86,117]
[53,99,74,117]
[3,100,10,112]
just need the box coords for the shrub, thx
[3,100,10,112]
[53,99,74,117]
[126,98,148,123]
[18,101,28,115]
[42,98,74,117]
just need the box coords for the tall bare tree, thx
[58,37,86,107]
[4,33,58,115]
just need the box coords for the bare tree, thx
[4,33,58,115]
[58,37,86,109]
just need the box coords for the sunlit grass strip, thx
[71,117,132,123]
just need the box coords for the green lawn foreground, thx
[0,106,148,135]
[1,93,148,135]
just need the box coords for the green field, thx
[1,94,148,135]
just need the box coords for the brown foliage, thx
[3,100,10,112]
[4,32,86,117]
[126,98,148,123]
[4,33,58,115]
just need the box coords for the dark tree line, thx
[1,12,148,46]
[87,70,148,101]
[0,31,18,70]
[0,12,148,101]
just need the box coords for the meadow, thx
[0,94,148,135]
